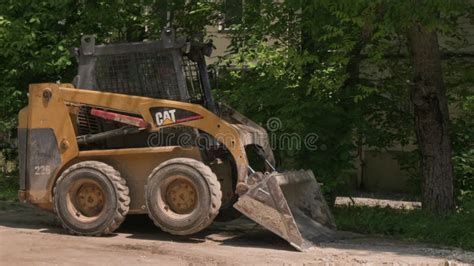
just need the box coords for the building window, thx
[218,0,260,32]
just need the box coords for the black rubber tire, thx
[145,158,222,235]
[53,161,130,236]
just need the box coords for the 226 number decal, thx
[34,165,51,176]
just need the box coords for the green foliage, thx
[334,205,474,250]
[0,1,219,204]
[451,96,474,210]
[0,0,217,158]
[215,0,473,205]
[0,150,18,201]
[0,0,472,210]
[0,171,18,201]
[216,1,414,195]
[392,54,474,210]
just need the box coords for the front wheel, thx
[145,158,222,235]
[53,161,130,235]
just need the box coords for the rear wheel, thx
[53,161,130,235]
[145,158,221,235]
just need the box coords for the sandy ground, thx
[0,201,472,265]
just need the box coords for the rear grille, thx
[77,107,101,135]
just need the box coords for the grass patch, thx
[333,205,474,250]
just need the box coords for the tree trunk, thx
[407,23,455,215]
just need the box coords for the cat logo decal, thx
[150,107,203,127]
[155,109,176,126]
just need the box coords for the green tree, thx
[406,7,454,215]
[217,0,473,213]
[0,0,472,214]
[0,0,217,171]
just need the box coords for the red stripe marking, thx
[175,115,203,123]
[91,108,150,128]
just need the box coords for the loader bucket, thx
[234,170,337,251]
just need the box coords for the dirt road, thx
[0,201,472,265]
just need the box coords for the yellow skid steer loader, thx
[17,28,336,251]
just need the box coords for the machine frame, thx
[18,83,250,213]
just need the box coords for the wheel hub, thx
[165,177,197,214]
[75,183,105,217]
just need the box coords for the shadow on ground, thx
[0,201,59,230]
[0,201,293,251]
[1,200,472,264]
[119,214,295,251]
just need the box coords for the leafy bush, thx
[0,142,18,201]
[0,168,18,201]
[451,96,474,211]
[215,60,357,200]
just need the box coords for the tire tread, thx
[53,161,130,236]
[146,158,222,235]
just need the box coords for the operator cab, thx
[73,28,216,113]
